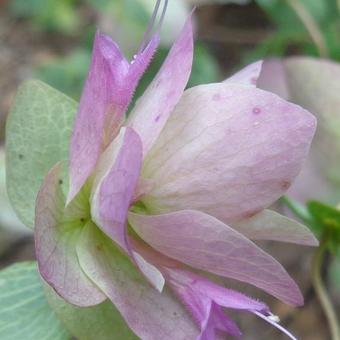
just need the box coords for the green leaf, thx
[6,80,77,229]
[44,282,137,340]
[0,262,70,340]
[307,201,340,251]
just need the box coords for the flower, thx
[35,1,317,339]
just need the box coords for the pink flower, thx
[35,2,317,339]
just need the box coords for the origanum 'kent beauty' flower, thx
[35,2,317,339]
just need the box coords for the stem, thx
[280,196,312,225]
[312,237,340,340]
[286,0,329,58]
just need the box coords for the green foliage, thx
[0,262,70,340]
[190,43,220,85]
[282,196,340,253]
[307,201,340,253]
[9,0,80,35]
[6,80,77,228]
[256,0,330,31]
[246,0,340,62]
[35,50,91,100]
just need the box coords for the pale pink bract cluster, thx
[35,2,317,339]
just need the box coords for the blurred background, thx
[0,0,340,339]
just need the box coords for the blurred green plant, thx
[244,0,340,63]
[283,196,340,340]
[9,0,81,35]
[307,201,340,253]
[35,50,91,100]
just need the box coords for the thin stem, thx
[312,237,340,340]
[286,0,329,58]
[280,196,312,225]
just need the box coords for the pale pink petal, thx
[68,32,159,203]
[128,210,303,306]
[126,15,194,156]
[224,60,263,87]
[35,163,106,307]
[257,58,290,99]
[284,57,340,202]
[142,83,316,223]
[232,209,318,245]
[77,221,199,340]
[286,156,334,203]
[259,57,340,203]
[91,127,164,291]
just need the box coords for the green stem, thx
[280,196,311,225]
[312,237,340,340]
[286,0,329,58]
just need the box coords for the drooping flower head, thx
[35,1,317,339]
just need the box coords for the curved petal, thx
[91,127,164,291]
[68,31,159,203]
[35,163,106,307]
[126,14,194,156]
[224,60,263,87]
[142,83,316,223]
[77,222,198,340]
[128,210,303,306]
[231,209,318,246]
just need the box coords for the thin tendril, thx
[137,0,168,54]
[253,311,297,340]
[156,0,169,33]
[138,0,162,53]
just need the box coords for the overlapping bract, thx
[35,11,317,340]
